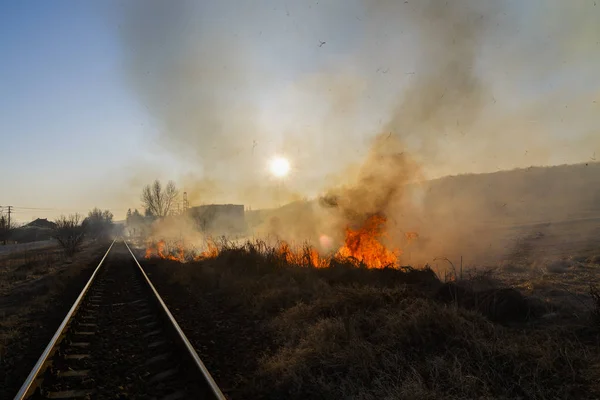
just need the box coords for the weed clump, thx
[435,282,533,323]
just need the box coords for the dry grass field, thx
[141,228,600,400]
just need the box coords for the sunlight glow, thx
[269,157,290,177]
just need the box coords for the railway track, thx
[14,240,226,400]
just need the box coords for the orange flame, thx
[166,242,185,262]
[336,214,400,268]
[308,247,322,267]
[144,240,185,262]
[274,242,326,267]
[144,245,153,259]
[144,214,408,269]
[145,240,167,259]
[193,239,219,261]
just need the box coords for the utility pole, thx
[0,206,12,245]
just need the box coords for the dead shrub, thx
[53,214,85,257]
[435,282,533,323]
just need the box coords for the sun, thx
[269,156,290,177]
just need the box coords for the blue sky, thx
[0,1,149,220]
[1,0,599,222]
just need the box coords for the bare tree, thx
[53,214,85,256]
[141,180,179,218]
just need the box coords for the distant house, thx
[188,204,246,235]
[10,218,57,243]
[27,218,57,230]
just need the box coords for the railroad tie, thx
[64,354,90,360]
[45,389,95,399]
[69,342,90,348]
[143,353,172,367]
[148,368,179,383]
[56,369,90,378]
[77,323,97,328]
[145,321,159,328]
[148,340,168,349]
[160,390,188,400]
[73,331,95,336]
[142,329,163,338]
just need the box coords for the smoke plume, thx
[119,0,600,263]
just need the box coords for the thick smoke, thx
[374,0,490,159]
[310,0,495,254]
[120,0,600,264]
[121,1,269,202]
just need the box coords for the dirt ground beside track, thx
[0,242,110,399]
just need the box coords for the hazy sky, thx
[1,0,599,222]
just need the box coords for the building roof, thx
[26,218,56,229]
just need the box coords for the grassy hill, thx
[422,162,600,226]
[246,162,600,264]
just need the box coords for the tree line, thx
[0,179,179,253]
[52,208,116,256]
[62,179,181,248]
[0,207,116,256]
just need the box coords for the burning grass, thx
[145,237,398,270]
[144,214,406,269]
[337,214,400,268]
[142,240,600,399]
[145,237,219,262]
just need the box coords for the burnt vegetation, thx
[144,241,600,400]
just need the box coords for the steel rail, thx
[124,240,227,400]
[14,239,116,400]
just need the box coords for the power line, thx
[1,206,132,223]
[12,207,58,211]
[9,206,130,212]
